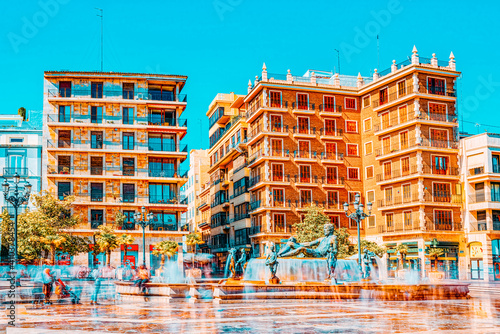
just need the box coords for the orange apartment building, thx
[207,47,463,278]
[42,71,189,269]
[206,93,251,273]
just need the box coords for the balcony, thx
[376,166,419,183]
[2,168,28,177]
[249,225,262,236]
[318,152,344,163]
[418,85,456,98]
[291,102,315,113]
[246,99,288,123]
[293,150,317,160]
[209,107,230,128]
[48,166,187,180]
[47,113,187,129]
[425,221,462,232]
[47,88,187,102]
[375,138,459,160]
[372,89,411,109]
[291,126,317,137]
[377,222,422,234]
[373,112,457,135]
[318,128,343,138]
[318,104,342,116]
[47,139,187,154]
[90,220,104,229]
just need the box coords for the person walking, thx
[90,266,103,305]
[42,268,54,305]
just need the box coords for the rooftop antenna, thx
[95,8,103,71]
[377,35,380,69]
[334,49,340,74]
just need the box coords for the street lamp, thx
[343,193,372,276]
[3,173,32,267]
[134,206,154,266]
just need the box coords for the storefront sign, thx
[470,245,483,258]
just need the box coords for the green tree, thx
[293,205,330,243]
[186,232,203,268]
[18,107,26,121]
[395,244,409,270]
[94,225,119,267]
[114,210,127,229]
[151,240,178,267]
[426,247,445,270]
[117,234,135,265]
[38,235,66,265]
[335,227,356,259]
[354,240,386,258]
[60,234,91,258]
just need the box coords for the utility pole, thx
[96,8,103,71]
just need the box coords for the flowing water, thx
[157,259,185,283]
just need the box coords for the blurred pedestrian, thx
[90,266,103,305]
[134,265,150,294]
[42,268,54,305]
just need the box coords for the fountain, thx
[115,223,470,303]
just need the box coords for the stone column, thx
[411,45,419,65]
[262,62,268,81]
[431,53,438,67]
[449,51,456,71]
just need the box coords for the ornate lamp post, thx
[134,206,154,266]
[343,193,372,276]
[2,173,32,266]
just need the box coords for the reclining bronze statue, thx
[278,223,338,281]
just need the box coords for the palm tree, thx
[395,244,408,270]
[186,232,204,269]
[116,234,135,266]
[18,107,26,121]
[151,240,178,267]
[95,225,119,267]
[426,247,445,270]
[40,235,66,265]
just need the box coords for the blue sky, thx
[2,0,500,152]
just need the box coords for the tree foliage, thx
[60,234,91,257]
[114,210,127,228]
[152,240,178,267]
[426,247,445,258]
[18,107,26,121]
[94,225,119,266]
[117,234,135,265]
[358,240,386,257]
[186,232,203,252]
[294,205,331,243]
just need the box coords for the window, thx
[90,209,104,229]
[58,130,71,148]
[272,164,283,182]
[297,93,308,110]
[402,184,411,201]
[91,82,103,98]
[233,177,248,197]
[234,203,249,221]
[435,210,452,230]
[300,190,312,205]
[347,144,358,156]
[430,129,448,147]
[364,118,372,131]
[270,115,282,131]
[59,81,71,97]
[149,183,177,203]
[90,106,103,124]
[123,83,134,99]
[123,158,135,176]
[326,167,338,184]
[475,183,485,202]
[298,141,310,158]
[433,156,449,174]
[57,156,70,174]
[123,184,135,203]
[383,162,392,180]
[149,109,175,126]
[270,91,282,108]
[324,96,336,112]
[348,192,360,203]
[90,157,103,175]
[57,182,71,200]
[400,131,409,149]
[368,216,375,228]
[379,88,388,105]
[9,138,23,143]
[273,189,284,207]
[271,139,283,156]
[428,77,445,95]
[90,183,104,202]
[151,211,178,231]
[274,214,285,232]
[123,107,134,124]
[386,213,394,228]
[367,190,375,203]
[330,215,340,228]
[345,97,356,109]
[299,165,311,183]
[58,105,71,122]
[382,112,389,129]
[385,188,393,203]
[397,80,406,97]
[327,191,339,208]
[493,155,499,173]
[433,183,451,202]
[149,157,175,177]
[149,133,175,151]
[362,95,370,108]
[365,142,373,155]
[399,105,408,123]
[401,157,410,175]
[404,211,412,227]
[325,119,336,136]
[492,183,500,202]
[366,166,374,179]
[346,120,358,133]
[382,136,391,154]
[123,132,134,150]
[91,131,103,149]
[348,168,359,180]
[122,211,136,230]
[325,142,337,159]
[298,117,309,134]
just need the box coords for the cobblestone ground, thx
[2,291,500,334]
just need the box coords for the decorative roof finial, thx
[262,62,267,71]
[412,45,418,54]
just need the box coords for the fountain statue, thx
[265,242,280,284]
[362,249,376,280]
[227,248,237,278]
[235,248,248,277]
[278,223,338,281]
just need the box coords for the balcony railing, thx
[373,112,457,133]
[48,165,187,178]
[318,128,343,137]
[372,89,411,108]
[378,222,421,234]
[292,126,317,135]
[319,104,342,113]
[375,138,458,157]
[47,88,187,102]
[70,192,187,205]
[418,85,456,97]
[294,150,317,159]
[292,102,315,111]
[2,168,28,177]
[47,113,187,127]
[319,152,344,161]
[48,139,187,153]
